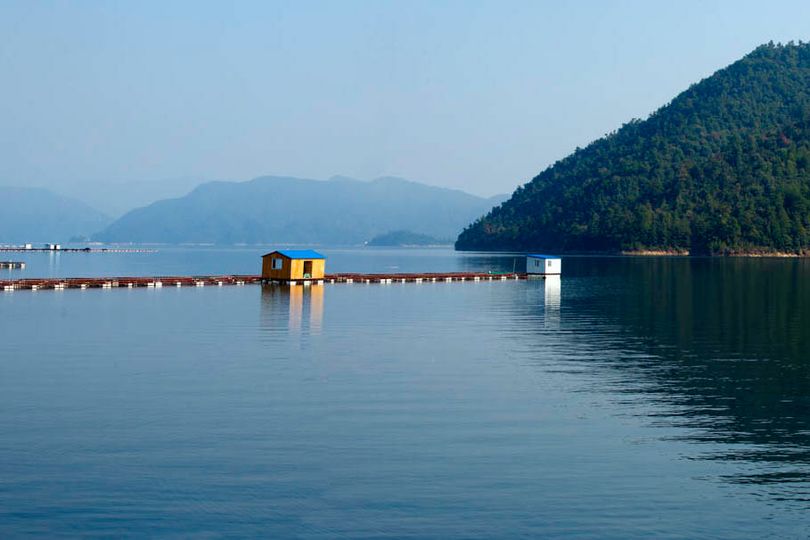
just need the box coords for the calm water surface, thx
[1,248,809,537]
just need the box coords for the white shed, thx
[526,254,561,276]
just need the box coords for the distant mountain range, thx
[367,230,449,247]
[93,176,507,245]
[58,177,207,218]
[0,186,110,243]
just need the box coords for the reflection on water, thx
[260,283,324,335]
[558,257,810,499]
[3,251,810,536]
[544,276,561,329]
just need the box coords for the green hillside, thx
[457,42,810,255]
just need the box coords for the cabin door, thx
[303,260,313,278]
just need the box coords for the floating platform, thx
[267,272,527,285]
[0,272,528,292]
[0,247,156,253]
[0,275,261,291]
[0,261,25,269]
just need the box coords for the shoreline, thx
[622,250,810,257]
[457,247,810,257]
[621,250,690,256]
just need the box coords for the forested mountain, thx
[95,176,505,245]
[0,187,110,243]
[457,42,810,254]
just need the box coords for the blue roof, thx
[527,254,560,259]
[264,249,325,259]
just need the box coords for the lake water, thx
[1,248,810,537]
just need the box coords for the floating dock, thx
[0,247,156,253]
[0,272,527,292]
[287,272,527,285]
[0,261,25,269]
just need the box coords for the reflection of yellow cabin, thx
[261,250,326,281]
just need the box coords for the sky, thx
[2,0,810,201]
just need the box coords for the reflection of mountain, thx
[529,258,810,494]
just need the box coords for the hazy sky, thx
[2,1,810,197]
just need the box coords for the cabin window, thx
[547,260,553,268]
[272,258,283,270]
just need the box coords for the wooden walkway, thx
[0,272,528,291]
[318,272,526,284]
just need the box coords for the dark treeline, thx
[457,42,810,254]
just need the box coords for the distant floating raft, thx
[0,261,25,269]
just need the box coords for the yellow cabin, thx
[262,250,326,282]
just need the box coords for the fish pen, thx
[0,272,534,292]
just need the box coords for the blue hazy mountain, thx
[0,186,110,243]
[367,230,449,246]
[94,176,507,245]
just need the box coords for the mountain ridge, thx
[456,42,810,255]
[0,186,110,243]
[95,175,507,245]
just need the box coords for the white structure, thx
[526,254,561,276]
